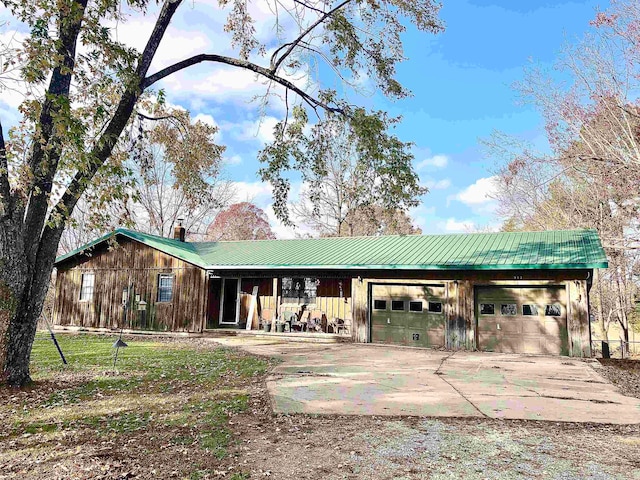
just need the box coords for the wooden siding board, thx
[54,238,207,332]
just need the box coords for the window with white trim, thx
[391,300,405,311]
[428,301,443,313]
[480,303,495,315]
[545,304,562,316]
[373,299,387,310]
[409,301,424,312]
[157,274,174,302]
[79,273,95,301]
[501,304,517,316]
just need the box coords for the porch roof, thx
[55,228,608,271]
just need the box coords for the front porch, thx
[205,275,354,337]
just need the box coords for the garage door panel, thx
[496,318,521,334]
[477,287,520,302]
[372,325,407,345]
[521,319,546,335]
[405,313,444,329]
[478,331,507,352]
[422,285,445,299]
[542,318,564,336]
[477,286,568,355]
[371,284,446,347]
[426,328,445,347]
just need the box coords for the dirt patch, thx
[597,358,640,399]
[228,402,640,479]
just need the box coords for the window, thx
[480,303,495,315]
[409,301,423,312]
[79,273,95,301]
[501,304,517,316]
[523,304,538,316]
[545,304,562,316]
[373,299,387,310]
[391,300,405,311]
[428,302,443,313]
[282,277,317,304]
[157,274,174,302]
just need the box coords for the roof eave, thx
[205,262,609,271]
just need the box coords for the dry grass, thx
[0,333,271,480]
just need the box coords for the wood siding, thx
[53,238,207,332]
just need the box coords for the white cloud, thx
[232,115,279,144]
[442,218,475,233]
[416,154,449,170]
[225,154,243,166]
[454,176,498,206]
[422,178,451,190]
[263,204,317,239]
[193,113,218,128]
[230,181,273,203]
[408,204,436,233]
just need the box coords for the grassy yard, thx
[2,334,640,479]
[0,333,271,479]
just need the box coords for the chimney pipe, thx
[174,218,186,242]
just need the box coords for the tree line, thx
[487,0,640,352]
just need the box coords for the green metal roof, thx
[54,229,206,268]
[55,228,608,271]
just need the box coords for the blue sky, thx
[0,0,608,237]
[374,0,607,235]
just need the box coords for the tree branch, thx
[270,0,353,72]
[38,0,184,268]
[143,53,344,115]
[23,0,89,260]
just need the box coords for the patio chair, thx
[329,317,348,335]
[281,311,297,331]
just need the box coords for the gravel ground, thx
[230,412,640,479]
[596,358,640,399]
[224,366,640,480]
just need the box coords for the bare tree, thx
[485,0,640,351]
[291,122,425,237]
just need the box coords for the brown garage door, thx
[476,286,569,355]
[371,284,445,348]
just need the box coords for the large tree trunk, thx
[1,221,59,386]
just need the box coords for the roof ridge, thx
[189,228,599,245]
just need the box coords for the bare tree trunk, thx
[594,269,609,342]
[614,264,630,357]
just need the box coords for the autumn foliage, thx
[207,203,276,241]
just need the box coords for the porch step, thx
[202,329,351,344]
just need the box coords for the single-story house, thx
[52,226,608,357]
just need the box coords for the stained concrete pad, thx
[212,337,640,424]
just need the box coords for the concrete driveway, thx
[212,337,640,424]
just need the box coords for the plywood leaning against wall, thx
[53,237,208,332]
